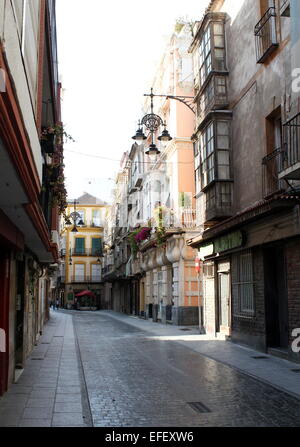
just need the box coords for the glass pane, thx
[217,121,229,135]
[214,35,224,47]
[215,48,225,59]
[214,23,223,35]
[218,166,230,179]
[218,151,230,164]
[218,136,230,149]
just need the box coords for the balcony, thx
[280,0,290,16]
[71,248,103,257]
[155,208,197,230]
[71,275,102,283]
[254,7,278,63]
[262,149,285,197]
[279,113,300,180]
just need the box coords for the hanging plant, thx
[134,227,152,244]
[155,226,167,247]
[41,124,75,145]
[127,228,141,258]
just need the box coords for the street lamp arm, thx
[144,93,196,115]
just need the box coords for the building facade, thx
[0,0,66,395]
[103,24,201,326]
[60,193,110,310]
[188,0,300,361]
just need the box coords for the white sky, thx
[56,0,207,203]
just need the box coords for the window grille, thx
[232,250,255,317]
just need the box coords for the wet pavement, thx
[1,310,300,427]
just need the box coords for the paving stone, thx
[22,407,53,419]
[52,412,85,426]
[54,402,82,413]
[55,394,82,403]
[19,419,52,427]
[26,398,55,408]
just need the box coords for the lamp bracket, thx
[144,93,196,115]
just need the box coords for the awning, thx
[75,290,96,298]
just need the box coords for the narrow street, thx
[1,311,300,428]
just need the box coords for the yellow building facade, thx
[60,193,110,309]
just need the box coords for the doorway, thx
[217,261,231,336]
[264,247,289,349]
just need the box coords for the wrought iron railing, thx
[71,248,103,257]
[281,112,300,172]
[254,7,278,63]
[71,275,102,283]
[156,208,197,229]
[262,148,285,197]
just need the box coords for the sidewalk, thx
[100,310,300,401]
[0,310,91,427]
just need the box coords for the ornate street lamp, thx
[133,88,173,157]
[69,199,84,232]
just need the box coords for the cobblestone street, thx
[1,310,300,427]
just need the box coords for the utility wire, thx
[64,149,195,165]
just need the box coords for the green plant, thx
[127,229,141,258]
[41,124,75,144]
[155,226,167,247]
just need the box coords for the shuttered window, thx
[232,250,255,317]
[92,238,102,256]
[75,238,85,255]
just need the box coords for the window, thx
[199,26,212,87]
[217,121,231,180]
[74,264,85,281]
[91,264,101,282]
[92,210,101,227]
[232,250,255,317]
[195,119,231,191]
[255,2,278,63]
[92,238,102,256]
[200,122,215,188]
[196,18,227,89]
[74,238,85,255]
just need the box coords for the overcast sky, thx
[56,0,207,203]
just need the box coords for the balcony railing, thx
[156,208,197,230]
[280,0,290,16]
[280,112,300,180]
[262,149,285,197]
[71,249,103,257]
[255,7,278,63]
[71,275,102,283]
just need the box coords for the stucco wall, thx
[0,1,43,183]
